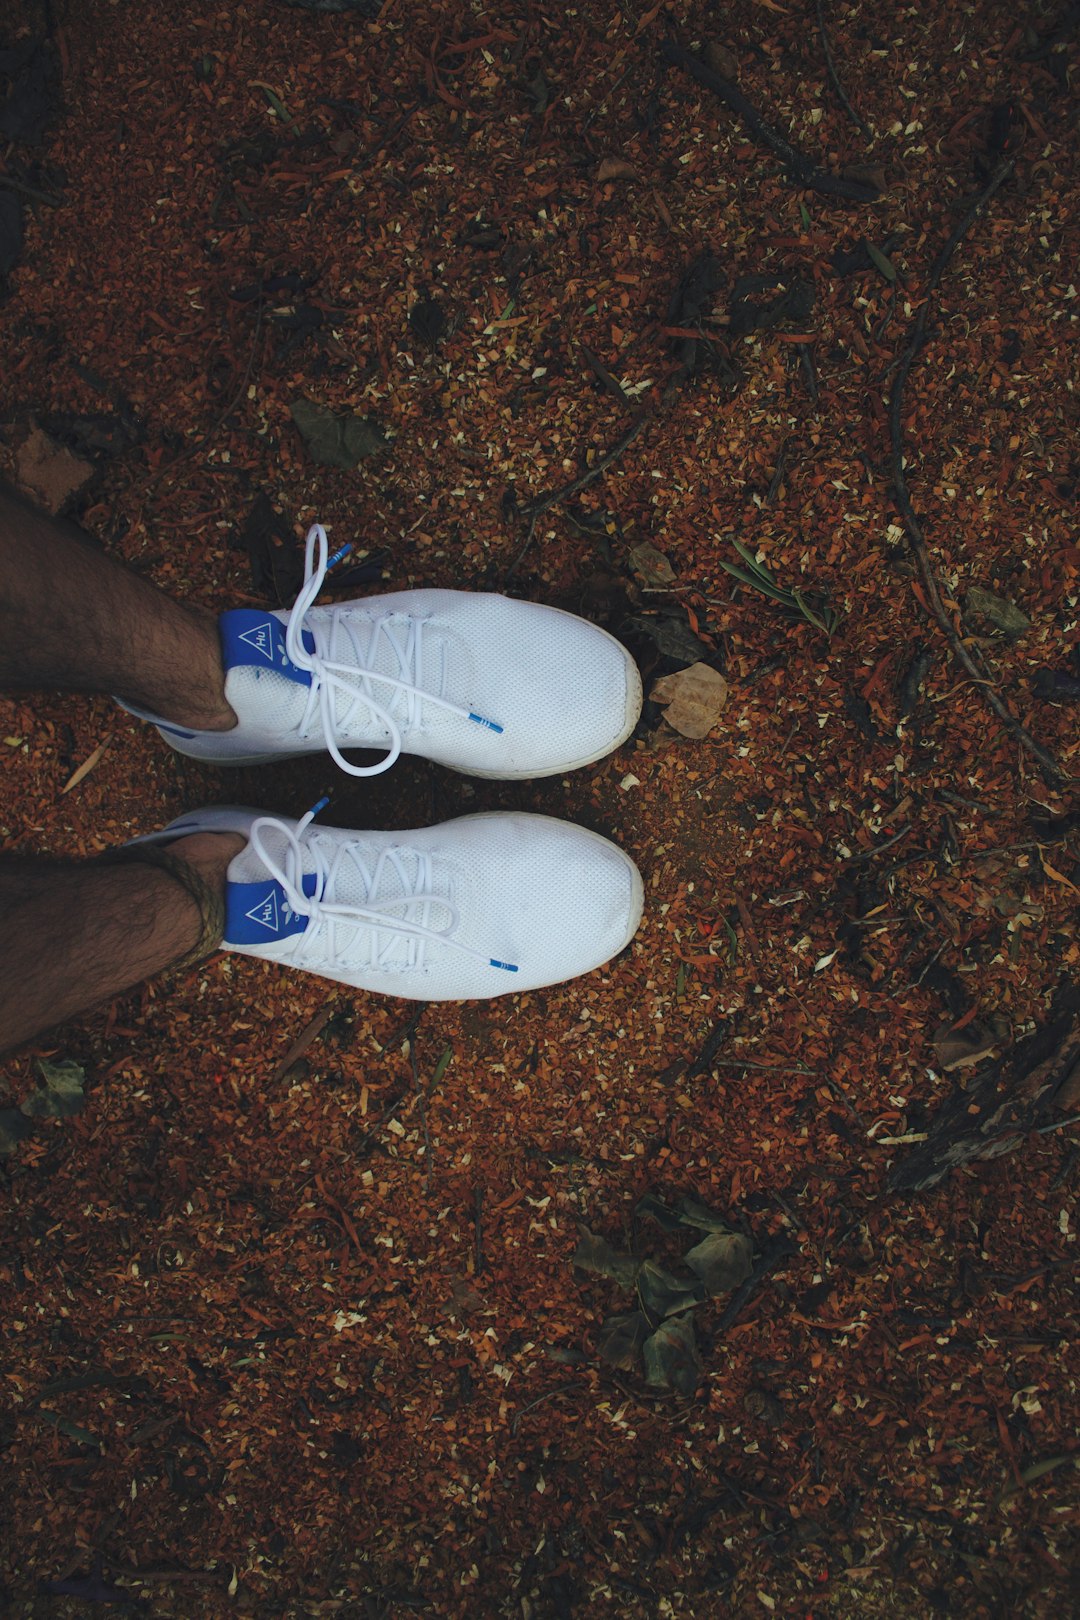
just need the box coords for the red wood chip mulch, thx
[1,1,1077,1615]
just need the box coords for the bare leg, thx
[0,832,244,1054]
[0,483,235,730]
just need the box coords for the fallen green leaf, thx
[966,585,1032,641]
[573,1227,641,1289]
[21,1058,86,1120]
[596,1310,651,1371]
[629,540,677,587]
[290,398,389,470]
[634,1193,686,1234]
[623,614,712,665]
[684,1231,754,1294]
[866,242,897,282]
[643,1313,702,1395]
[677,1197,732,1234]
[0,1108,34,1156]
[259,84,298,131]
[36,1409,103,1450]
[637,1259,701,1321]
[432,1046,453,1086]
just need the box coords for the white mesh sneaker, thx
[149,803,644,1000]
[124,524,641,779]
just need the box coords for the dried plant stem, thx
[504,413,648,583]
[888,159,1067,788]
[815,0,870,137]
[0,172,63,206]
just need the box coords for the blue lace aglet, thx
[490,959,519,973]
[308,796,330,820]
[468,712,504,734]
[327,543,353,570]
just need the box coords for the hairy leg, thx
[0,832,244,1054]
[0,483,235,730]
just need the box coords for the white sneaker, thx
[124,524,641,779]
[148,803,644,1000]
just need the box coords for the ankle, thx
[169,831,246,893]
[153,609,238,733]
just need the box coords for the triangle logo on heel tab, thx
[220,611,314,689]
[224,875,316,947]
[238,621,276,662]
[245,889,280,932]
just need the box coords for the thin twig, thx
[1037,1113,1080,1136]
[815,0,870,137]
[846,823,913,863]
[140,296,265,493]
[711,1058,818,1075]
[579,341,633,411]
[474,1185,485,1275]
[270,1004,334,1084]
[408,1029,433,1190]
[510,1383,575,1436]
[0,171,63,207]
[503,414,648,584]
[888,159,1068,788]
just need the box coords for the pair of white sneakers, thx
[132,525,645,1000]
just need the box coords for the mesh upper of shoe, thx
[226,812,639,999]
[224,591,632,774]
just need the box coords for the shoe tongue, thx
[316,610,448,738]
[227,826,451,965]
[219,608,448,745]
[224,872,317,945]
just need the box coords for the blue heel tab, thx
[220,611,314,688]
[224,872,318,945]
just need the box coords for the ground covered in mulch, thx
[2,1,1078,1615]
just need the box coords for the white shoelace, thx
[248,804,518,975]
[284,524,503,778]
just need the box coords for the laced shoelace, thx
[248,803,519,975]
[284,524,503,778]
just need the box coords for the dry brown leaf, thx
[60,739,110,795]
[704,41,738,78]
[932,1019,999,1072]
[652,662,729,739]
[1039,852,1080,896]
[629,541,676,587]
[841,163,890,194]
[597,158,639,183]
[15,427,94,515]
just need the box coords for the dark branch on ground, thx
[887,158,1068,787]
[715,1236,798,1332]
[888,982,1080,1191]
[660,41,879,202]
[815,0,871,136]
[503,414,648,584]
[0,171,63,206]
